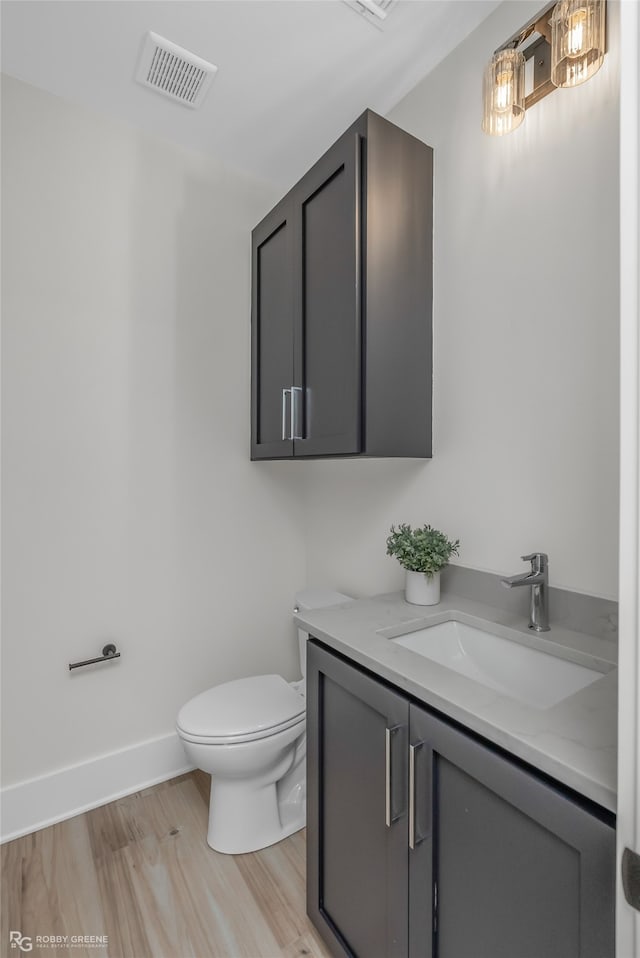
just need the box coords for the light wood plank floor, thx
[1,771,333,958]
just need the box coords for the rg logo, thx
[9,931,33,952]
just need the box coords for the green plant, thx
[386,523,460,578]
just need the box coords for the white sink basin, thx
[391,619,607,709]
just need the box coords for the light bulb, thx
[567,7,587,56]
[495,71,513,110]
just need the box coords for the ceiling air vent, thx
[135,31,217,109]
[342,0,397,30]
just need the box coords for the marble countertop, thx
[295,590,618,813]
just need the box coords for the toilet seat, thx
[176,674,305,745]
[177,713,305,746]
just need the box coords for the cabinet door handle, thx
[385,724,402,827]
[409,741,425,850]
[282,388,292,441]
[291,386,303,441]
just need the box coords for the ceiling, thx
[0,0,500,190]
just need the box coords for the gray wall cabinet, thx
[307,641,616,958]
[250,110,433,460]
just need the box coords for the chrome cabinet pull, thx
[282,387,303,441]
[409,741,425,850]
[385,724,402,827]
[281,388,292,441]
[291,386,303,441]
[290,386,297,442]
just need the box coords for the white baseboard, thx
[0,732,194,843]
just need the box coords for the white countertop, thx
[295,591,618,813]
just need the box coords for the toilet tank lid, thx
[295,589,352,611]
[177,674,304,740]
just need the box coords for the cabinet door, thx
[408,705,615,958]
[292,131,362,457]
[251,198,295,459]
[307,641,409,957]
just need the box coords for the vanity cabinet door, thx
[408,704,616,958]
[307,641,409,958]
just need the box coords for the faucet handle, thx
[521,552,548,570]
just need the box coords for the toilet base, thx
[207,777,305,855]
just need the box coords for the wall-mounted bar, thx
[69,643,121,671]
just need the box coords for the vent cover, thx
[342,0,397,30]
[136,31,217,109]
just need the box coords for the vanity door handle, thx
[409,741,425,850]
[385,724,403,828]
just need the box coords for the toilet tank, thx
[294,589,353,680]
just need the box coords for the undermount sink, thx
[390,618,609,710]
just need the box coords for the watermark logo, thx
[9,932,108,951]
[9,932,33,952]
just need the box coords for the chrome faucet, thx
[501,553,550,632]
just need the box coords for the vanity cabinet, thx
[307,641,616,958]
[250,110,433,460]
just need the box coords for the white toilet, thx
[176,589,351,855]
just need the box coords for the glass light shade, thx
[551,0,605,88]
[482,49,526,136]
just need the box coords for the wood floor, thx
[1,771,333,958]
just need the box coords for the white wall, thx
[302,0,620,602]
[1,76,306,788]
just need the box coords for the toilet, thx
[176,589,351,855]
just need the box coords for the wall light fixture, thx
[482,0,606,136]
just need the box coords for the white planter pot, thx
[405,570,441,606]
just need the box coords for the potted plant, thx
[386,523,460,606]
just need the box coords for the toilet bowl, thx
[176,589,351,855]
